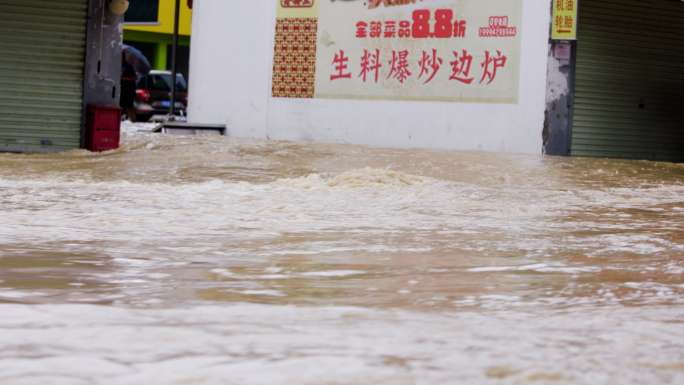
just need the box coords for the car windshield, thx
[146,74,188,92]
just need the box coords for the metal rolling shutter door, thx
[571,0,684,162]
[0,0,88,152]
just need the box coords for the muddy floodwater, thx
[1,124,683,384]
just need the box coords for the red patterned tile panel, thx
[272,18,318,98]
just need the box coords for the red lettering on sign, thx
[449,50,474,84]
[454,20,466,37]
[330,50,352,80]
[434,10,453,38]
[555,15,564,29]
[387,50,412,83]
[479,16,516,37]
[370,21,382,38]
[398,20,411,38]
[480,50,507,85]
[384,21,397,38]
[356,22,368,38]
[555,0,564,11]
[418,49,443,84]
[281,0,313,8]
[412,10,430,38]
[360,49,382,83]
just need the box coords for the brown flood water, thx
[0,125,683,384]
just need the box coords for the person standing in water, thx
[120,53,138,122]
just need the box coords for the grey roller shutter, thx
[571,0,684,162]
[0,0,88,152]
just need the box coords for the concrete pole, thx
[169,0,181,117]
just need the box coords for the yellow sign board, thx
[551,0,578,40]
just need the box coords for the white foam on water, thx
[299,270,364,277]
[1,128,683,384]
[469,263,603,274]
[1,303,683,384]
[0,291,45,299]
[235,290,286,297]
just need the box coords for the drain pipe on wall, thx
[169,0,181,118]
[97,0,128,98]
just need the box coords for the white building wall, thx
[188,0,551,154]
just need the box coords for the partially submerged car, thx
[134,70,188,121]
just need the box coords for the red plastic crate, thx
[85,104,122,152]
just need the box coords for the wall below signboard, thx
[188,0,551,155]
